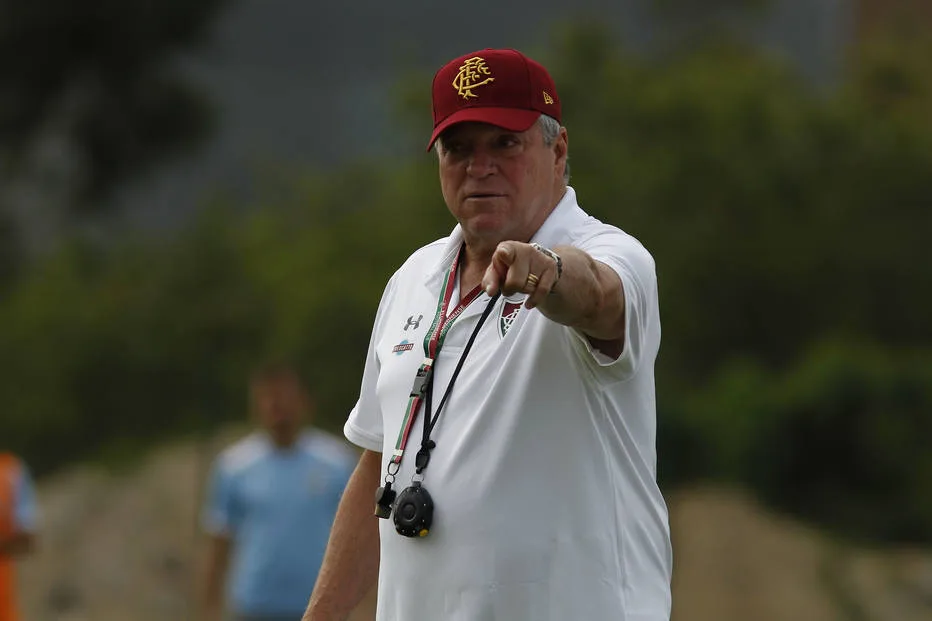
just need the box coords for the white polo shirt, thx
[345,187,672,621]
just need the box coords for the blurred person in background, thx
[201,363,356,621]
[303,48,671,621]
[0,451,39,621]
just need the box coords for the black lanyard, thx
[414,292,499,474]
[386,247,499,478]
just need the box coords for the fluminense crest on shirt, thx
[499,301,522,338]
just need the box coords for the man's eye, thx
[497,136,519,148]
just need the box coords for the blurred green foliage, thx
[2,24,930,544]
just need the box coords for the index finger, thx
[483,242,517,295]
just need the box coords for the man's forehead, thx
[442,121,537,141]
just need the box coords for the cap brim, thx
[427,108,542,151]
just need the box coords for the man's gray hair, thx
[434,114,570,183]
[538,114,570,183]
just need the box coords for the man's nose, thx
[466,149,497,177]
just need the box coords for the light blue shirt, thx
[9,460,39,532]
[202,430,355,616]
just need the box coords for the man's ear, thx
[554,128,568,171]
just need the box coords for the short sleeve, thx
[569,229,661,380]
[201,460,237,536]
[14,463,39,532]
[343,277,397,452]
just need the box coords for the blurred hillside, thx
[17,436,932,621]
[17,432,377,621]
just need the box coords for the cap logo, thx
[542,91,554,105]
[452,56,495,100]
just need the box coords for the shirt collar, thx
[529,185,581,249]
[424,225,466,291]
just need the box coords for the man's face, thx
[437,120,567,250]
[251,377,307,444]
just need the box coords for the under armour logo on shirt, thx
[404,315,423,331]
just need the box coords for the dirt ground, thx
[15,438,932,621]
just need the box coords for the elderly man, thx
[303,48,672,621]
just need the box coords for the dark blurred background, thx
[2,0,931,620]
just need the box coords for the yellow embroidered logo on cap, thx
[542,91,554,105]
[452,56,495,100]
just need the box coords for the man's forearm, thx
[303,449,382,621]
[537,245,626,341]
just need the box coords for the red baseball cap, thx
[427,48,562,151]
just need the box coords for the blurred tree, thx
[672,341,932,544]
[0,0,230,269]
[650,0,772,51]
[549,24,932,383]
